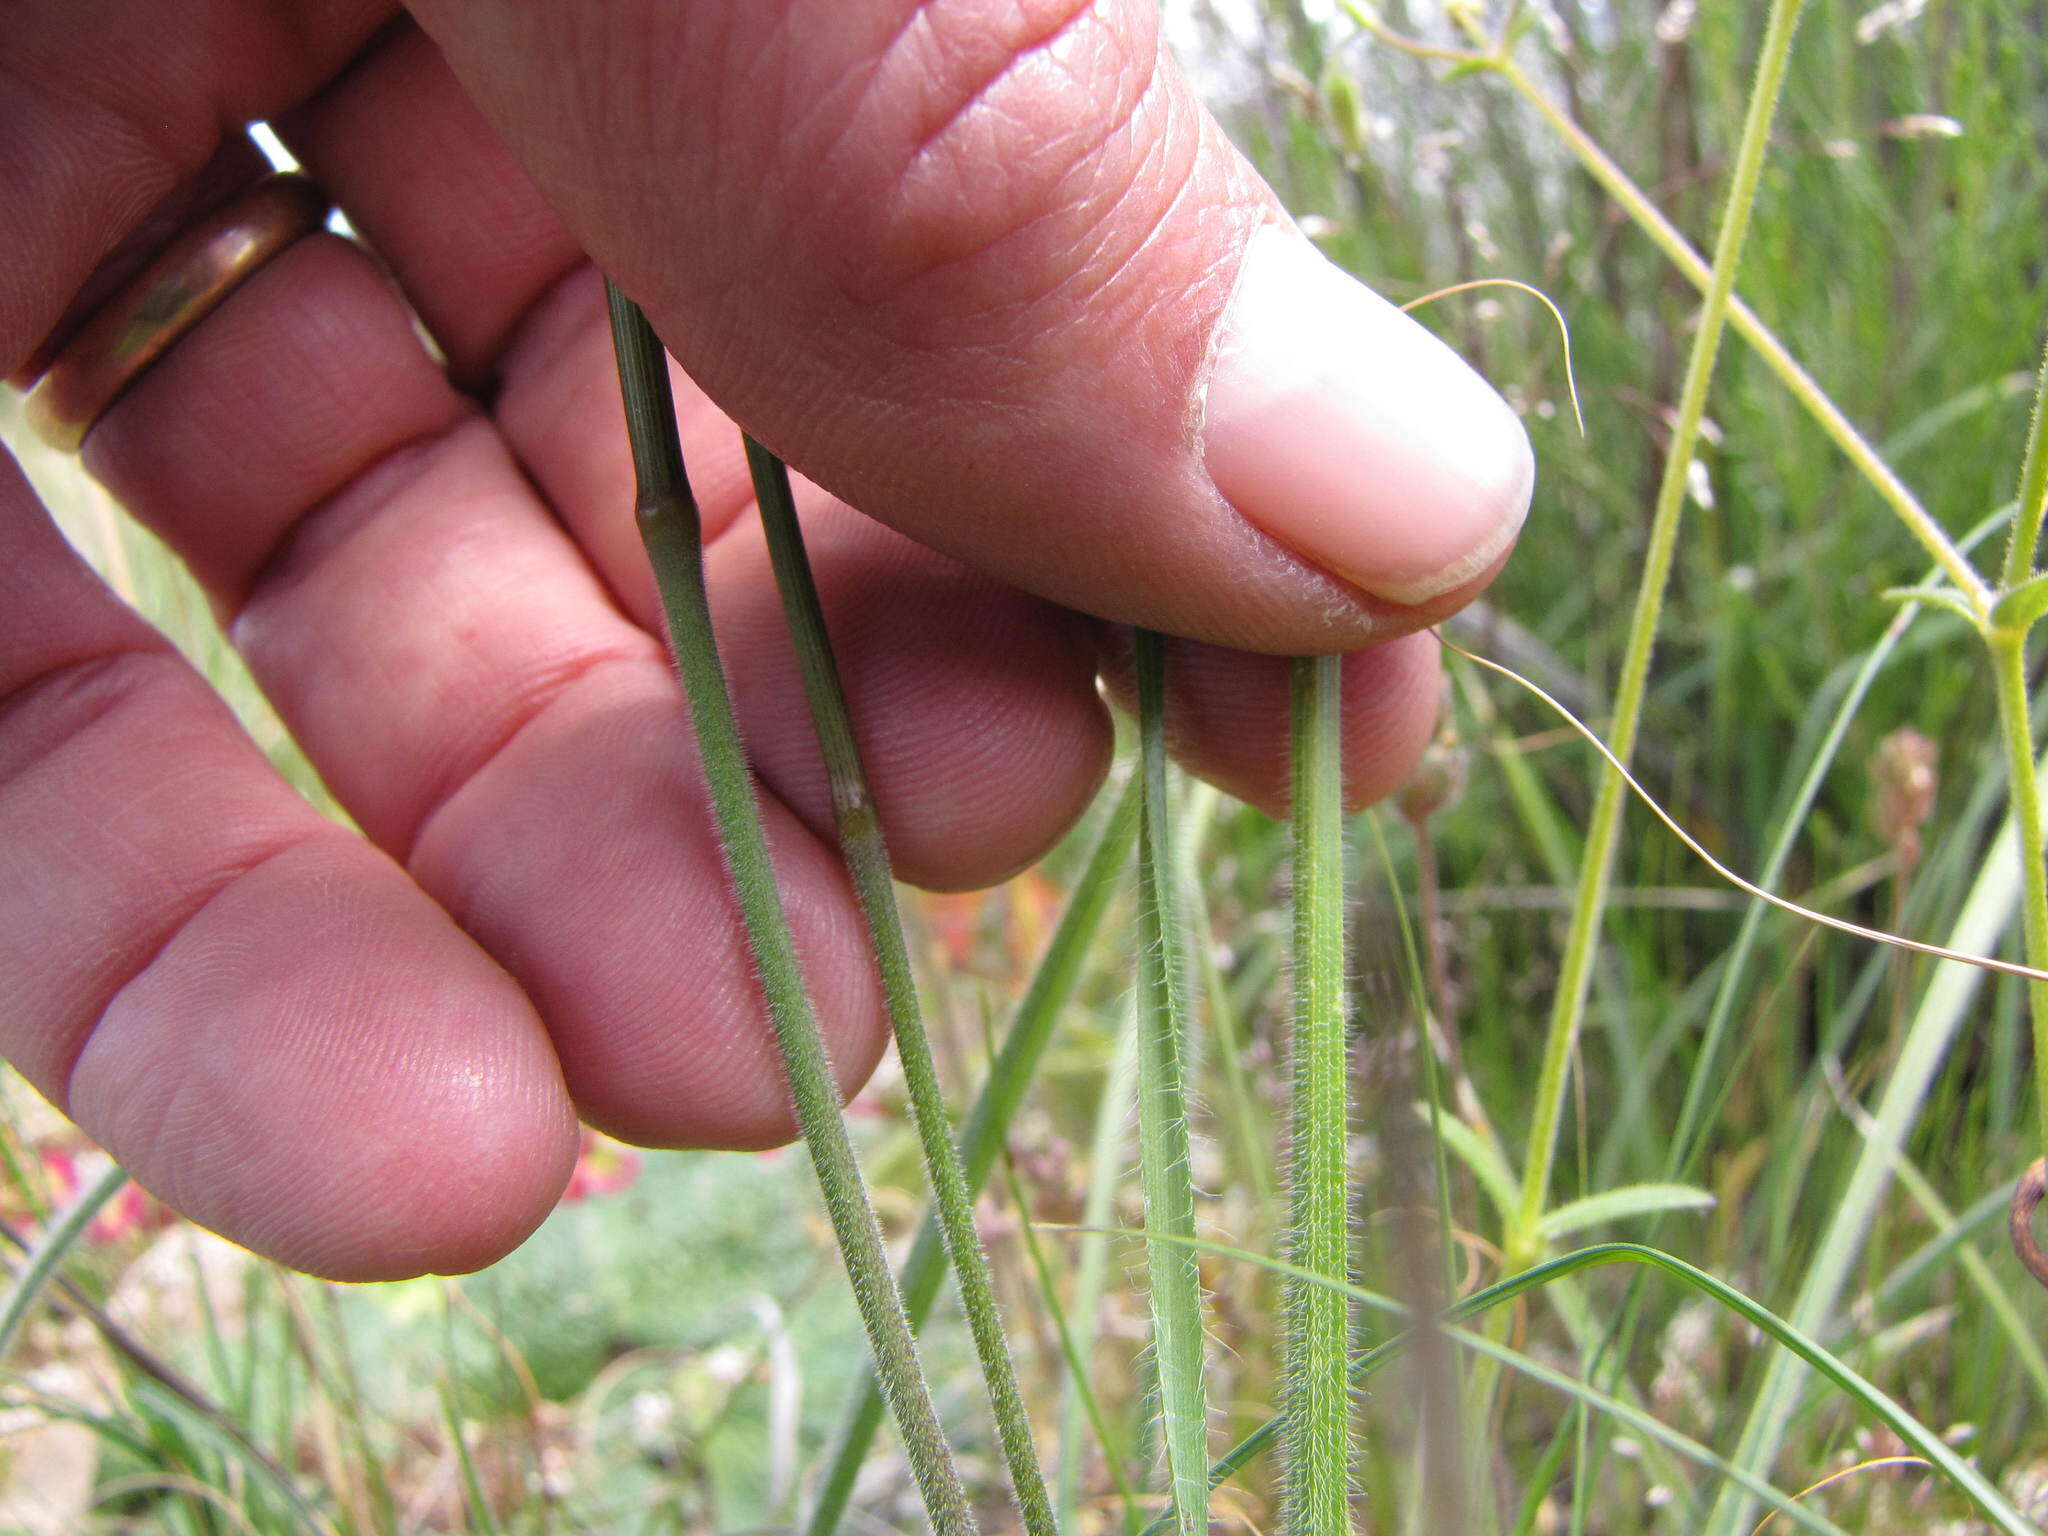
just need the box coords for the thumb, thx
[407,1,1532,652]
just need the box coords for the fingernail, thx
[1201,224,1535,607]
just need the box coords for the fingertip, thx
[66,836,579,1282]
[1203,225,1535,610]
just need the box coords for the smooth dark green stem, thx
[744,437,1055,1535]
[1132,629,1208,1536]
[808,780,1139,1536]
[604,284,974,1536]
[1283,654,1349,1535]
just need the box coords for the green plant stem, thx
[0,1159,127,1364]
[603,284,974,1536]
[809,780,1138,1536]
[2000,334,2048,591]
[1283,654,1349,1536]
[1483,51,1985,610]
[743,436,1055,1534]
[1507,0,1808,1268]
[1996,331,2048,1157]
[1990,626,2048,1151]
[1132,629,1208,1536]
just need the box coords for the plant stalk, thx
[1132,629,1209,1536]
[808,779,1139,1536]
[1507,0,1808,1267]
[742,436,1055,1533]
[604,284,974,1536]
[1283,654,1350,1535]
[1991,626,2048,1152]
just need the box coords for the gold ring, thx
[24,174,331,452]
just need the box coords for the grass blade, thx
[1704,750,2043,1536]
[0,1158,126,1364]
[1056,1002,1143,1532]
[604,284,974,1536]
[1283,653,1349,1535]
[1132,629,1208,1536]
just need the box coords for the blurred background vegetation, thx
[4,0,2048,1531]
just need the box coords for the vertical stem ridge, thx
[603,285,975,1536]
[743,438,1056,1535]
[1133,630,1209,1536]
[1284,654,1349,1536]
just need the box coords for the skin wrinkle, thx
[393,649,654,865]
[56,831,325,1113]
[892,0,1101,172]
[840,0,1153,319]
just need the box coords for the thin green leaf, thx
[1422,1105,1521,1222]
[0,1159,127,1364]
[1991,570,2048,631]
[1283,653,1350,1536]
[1133,629,1208,1536]
[1539,1183,1716,1242]
[1884,584,1986,627]
[1089,1231,2033,1536]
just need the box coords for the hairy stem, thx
[742,436,1054,1534]
[1283,654,1350,1535]
[1991,627,2048,1152]
[1133,629,1209,1536]
[808,780,1139,1536]
[604,285,974,1536]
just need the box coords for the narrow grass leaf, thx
[1097,1231,2033,1536]
[1538,1184,1715,1242]
[0,1159,127,1365]
[1884,584,1990,627]
[1133,629,1208,1536]
[1704,755,2042,1536]
[1421,1104,1520,1223]
[1283,652,1350,1536]
[1057,1001,1143,1534]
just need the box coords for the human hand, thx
[2,2,1531,1280]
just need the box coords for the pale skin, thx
[0,1,1531,1280]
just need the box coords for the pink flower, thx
[559,1128,642,1204]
